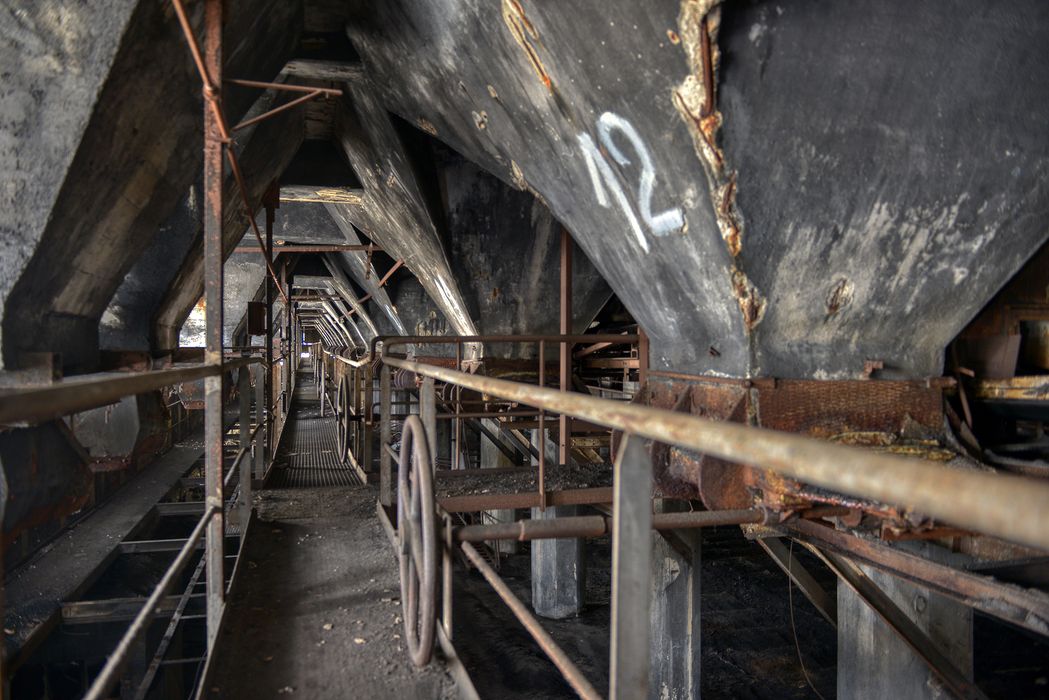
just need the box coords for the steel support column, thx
[201,0,224,650]
[559,227,572,470]
[610,434,653,699]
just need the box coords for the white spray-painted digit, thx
[597,112,686,237]
[578,131,649,252]
[578,113,685,252]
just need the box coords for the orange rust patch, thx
[502,0,553,91]
[731,269,767,330]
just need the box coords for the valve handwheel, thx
[397,415,436,667]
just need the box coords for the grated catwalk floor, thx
[268,367,361,488]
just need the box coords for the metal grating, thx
[269,369,361,488]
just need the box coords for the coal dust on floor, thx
[452,525,837,699]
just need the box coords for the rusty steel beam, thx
[812,547,990,700]
[788,519,1049,636]
[382,355,1049,552]
[201,0,225,651]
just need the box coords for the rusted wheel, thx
[337,376,350,463]
[397,415,436,667]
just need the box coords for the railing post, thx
[380,363,392,507]
[421,376,436,471]
[319,353,326,416]
[254,363,265,480]
[363,363,374,473]
[201,0,224,651]
[609,433,653,699]
[263,186,276,463]
[238,365,252,514]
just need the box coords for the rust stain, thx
[416,117,438,136]
[672,1,763,329]
[825,277,854,320]
[502,0,553,92]
[731,269,767,330]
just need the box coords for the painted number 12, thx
[579,112,686,253]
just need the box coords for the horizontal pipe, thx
[0,358,258,425]
[454,509,764,542]
[460,542,601,700]
[383,357,1049,551]
[371,333,638,361]
[234,244,381,254]
[438,486,613,513]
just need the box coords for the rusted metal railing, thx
[380,353,1049,552]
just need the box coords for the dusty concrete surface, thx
[203,484,457,699]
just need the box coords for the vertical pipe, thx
[538,339,546,510]
[282,261,292,413]
[421,376,436,471]
[609,434,653,698]
[559,228,572,469]
[454,343,462,470]
[202,0,224,651]
[254,364,265,480]
[380,364,392,507]
[638,327,649,388]
[238,365,251,513]
[264,185,276,464]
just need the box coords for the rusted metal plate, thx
[635,375,951,518]
[634,378,754,509]
[754,379,944,438]
[177,379,206,410]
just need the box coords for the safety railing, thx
[370,333,638,509]
[373,343,1049,699]
[0,355,281,699]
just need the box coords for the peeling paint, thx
[672,0,764,333]
[509,160,528,191]
[825,277,854,321]
[731,269,766,330]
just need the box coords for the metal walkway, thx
[201,363,457,699]
[267,367,361,488]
